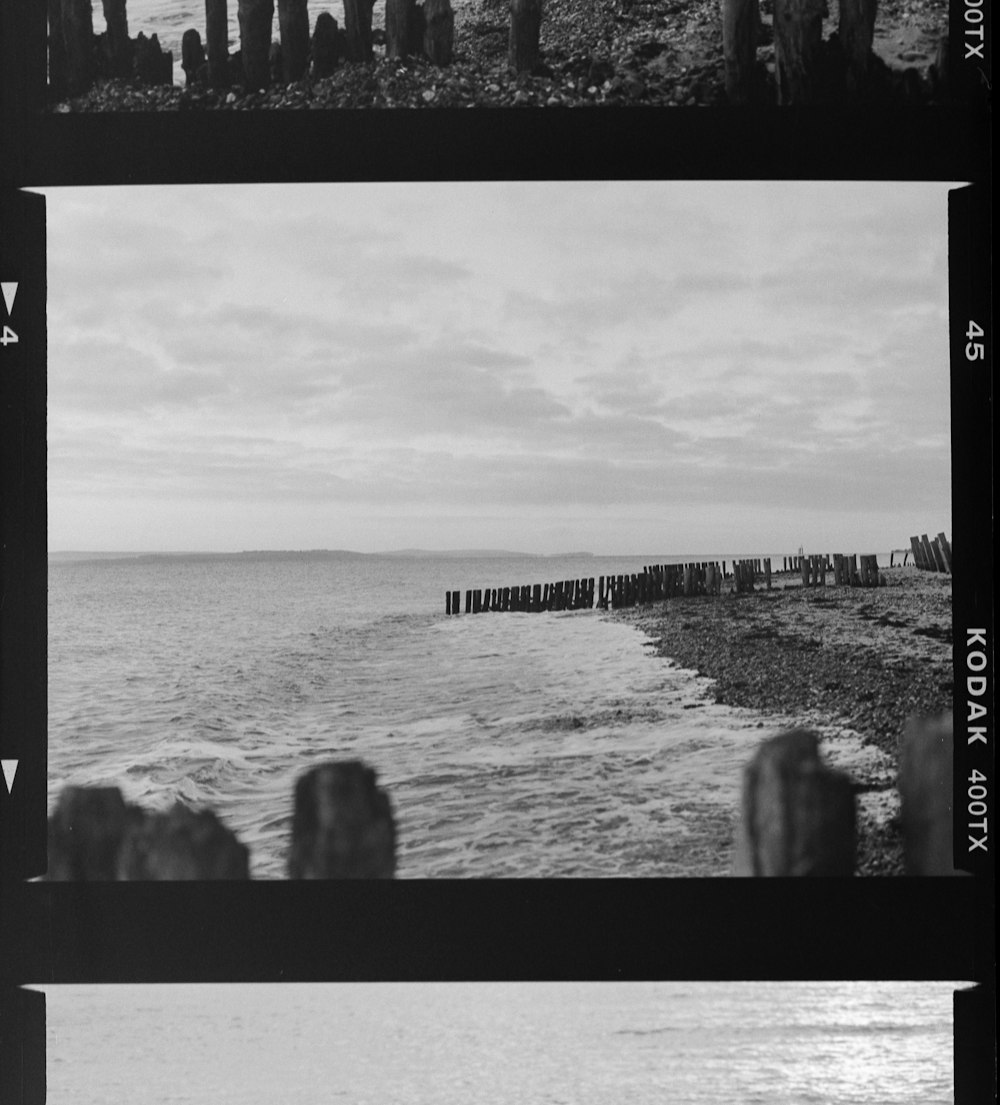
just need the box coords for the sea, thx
[48,551,895,878]
[37,981,963,1105]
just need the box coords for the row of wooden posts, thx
[50,0,545,99]
[723,0,878,104]
[446,552,893,614]
[910,531,953,574]
[46,714,957,878]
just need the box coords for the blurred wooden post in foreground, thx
[898,715,957,875]
[343,0,374,59]
[772,0,827,102]
[509,0,541,72]
[289,761,397,878]
[206,0,230,85]
[722,0,758,103]
[278,0,310,79]
[47,786,135,879]
[62,0,95,96]
[118,804,249,878]
[238,0,274,87]
[102,0,131,75]
[837,0,877,95]
[734,729,856,875]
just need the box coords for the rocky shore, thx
[52,0,947,109]
[618,566,953,875]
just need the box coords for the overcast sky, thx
[41,181,953,556]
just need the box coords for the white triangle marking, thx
[1,282,17,315]
[1,759,17,794]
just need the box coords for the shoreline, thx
[52,0,947,109]
[616,566,952,875]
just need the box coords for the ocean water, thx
[38,981,962,1105]
[48,551,893,877]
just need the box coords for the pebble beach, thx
[619,565,953,875]
[51,0,948,109]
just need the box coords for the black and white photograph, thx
[44,0,952,109]
[36,179,959,882]
[35,981,968,1104]
[0,0,992,1096]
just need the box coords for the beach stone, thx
[898,714,956,875]
[289,761,396,878]
[733,729,856,875]
[117,802,250,879]
[47,785,140,880]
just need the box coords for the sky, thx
[41,181,954,556]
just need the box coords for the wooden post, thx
[278,0,309,79]
[102,0,130,76]
[716,0,755,103]
[508,0,541,72]
[898,715,956,875]
[838,0,877,95]
[62,0,95,96]
[473,589,482,613]
[801,557,811,587]
[182,29,206,84]
[422,0,453,63]
[343,0,374,61]
[465,589,472,613]
[48,0,68,99]
[764,558,771,590]
[772,0,827,102]
[909,536,924,569]
[118,803,249,879]
[386,0,419,57]
[733,729,856,875]
[238,0,274,88]
[310,10,340,76]
[47,786,135,879]
[930,538,947,573]
[453,590,460,613]
[288,762,396,878]
[920,534,936,572]
[936,532,953,573]
[206,0,229,85]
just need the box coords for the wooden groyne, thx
[445,549,907,614]
[909,531,953,574]
[49,0,458,99]
[46,715,955,878]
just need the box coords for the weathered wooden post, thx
[238,0,274,88]
[920,534,936,571]
[936,532,953,573]
[465,589,472,613]
[509,0,541,72]
[898,715,956,875]
[722,0,758,103]
[101,0,131,75]
[909,536,924,569]
[289,762,396,878]
[182,29,206,84]
[62,0,96,96]
[386,0,417,57]
[422,0,453,63]
[206,0,230,85]
[733,729,856,875]
[800,556,811,587]
[772,0,827,102]
[452,589,460,613]
[838,0,877,95]
[311,10,340,76]
[930,538,947,573]
[48,0,69,99]
[765,558,771,590]
[47,786,136,879]
[278,0,309,79]
[343,0,374,61]
[118,804,249,879]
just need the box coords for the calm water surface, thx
[39,981,962,1105]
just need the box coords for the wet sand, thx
[617,566,953,874]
